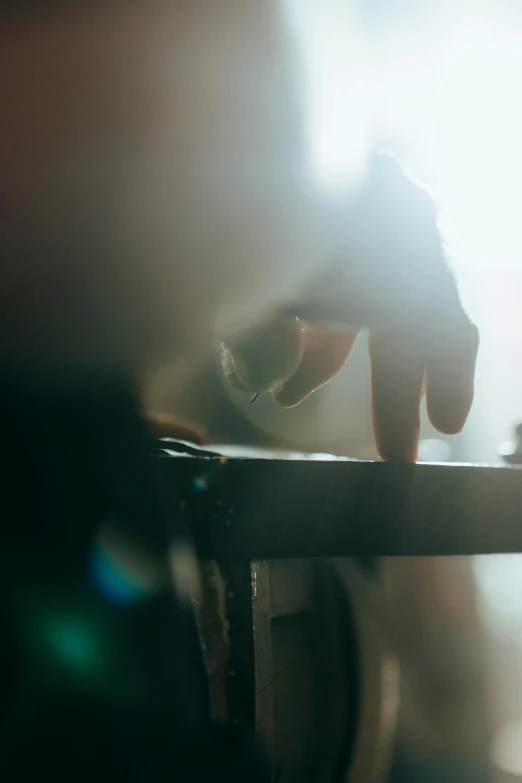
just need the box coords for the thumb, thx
[271,325,359,407]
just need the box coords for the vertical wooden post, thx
[220,559,275,778]
[252,560,274,758]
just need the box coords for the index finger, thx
[369,330,426,463]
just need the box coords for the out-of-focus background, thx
[152,0,522,465]
[147,2,522,781]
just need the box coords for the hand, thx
[220,152,479,462]
[146,413,206,446]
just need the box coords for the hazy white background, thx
[285,4,522,775]
[276,0,522,465]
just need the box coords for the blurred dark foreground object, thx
[0,365,394,783]
[0,363,270,782]
[2,365,520,782]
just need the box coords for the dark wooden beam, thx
[154,456,522,558]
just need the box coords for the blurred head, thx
[1,1,330,376]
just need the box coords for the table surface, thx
[154,444,522,558]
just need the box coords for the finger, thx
[425,320,479,435]
[369,330,426,463]
[220,316,304,393]
[271,325,359,408]
[146,413,206,445]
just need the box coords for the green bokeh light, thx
[45,617,102,674]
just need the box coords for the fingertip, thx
[376,438,420,463]
[428,409,470,437]
[369,330,425,464]
[426,321,479,436]
[271,383,310,408]
[271,326,359,408]
[372,405,421,463]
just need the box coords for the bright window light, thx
[283,0,368,193]
[434,43,522,270]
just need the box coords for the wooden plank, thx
[155,457,522,558]
[216,559,274,779]
[219,561,256,730]
[252,561,275,764]
[269,559,315,618]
